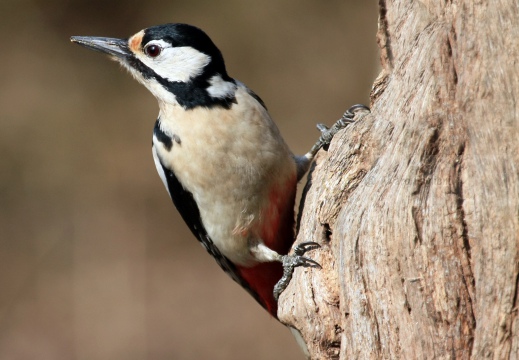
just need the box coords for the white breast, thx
[153,84,296,266]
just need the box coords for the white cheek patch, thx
[135,41,211,83]
[206,75,237,98]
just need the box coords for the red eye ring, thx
[144,44,162,58]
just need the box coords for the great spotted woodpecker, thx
[71,23,368,318]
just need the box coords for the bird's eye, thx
[144,44,162,58]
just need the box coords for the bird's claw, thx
[293,241,321,256]
[273,242,322,301]
[281,253,322,270]
[311,103,370,153]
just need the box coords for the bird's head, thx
[71,23,237,109]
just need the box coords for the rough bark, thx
[277,1,519,359]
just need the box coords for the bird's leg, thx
[312,103,370,153]
[273,242,322,301]
[277,104,370,301]
[295,104,371,180]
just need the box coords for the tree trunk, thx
[277,1,519,359]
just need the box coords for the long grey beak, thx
[70,36,130,59]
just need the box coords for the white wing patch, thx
[152,142,170,197]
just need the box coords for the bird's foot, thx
[273,242,322,301]
[309,104,370,155]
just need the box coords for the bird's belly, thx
[154,97,296,265]
[177,146,268,265]
[156,137,295,265]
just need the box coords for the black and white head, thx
[71,23,237,109]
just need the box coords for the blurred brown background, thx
[0,0,378,359]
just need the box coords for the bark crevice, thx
[454,141,476,357]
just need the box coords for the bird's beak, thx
[70,36,130,60]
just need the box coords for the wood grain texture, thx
[278,1,519,359]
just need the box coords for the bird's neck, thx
[153,73,237,111]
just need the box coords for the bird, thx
[71,23,368,318]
